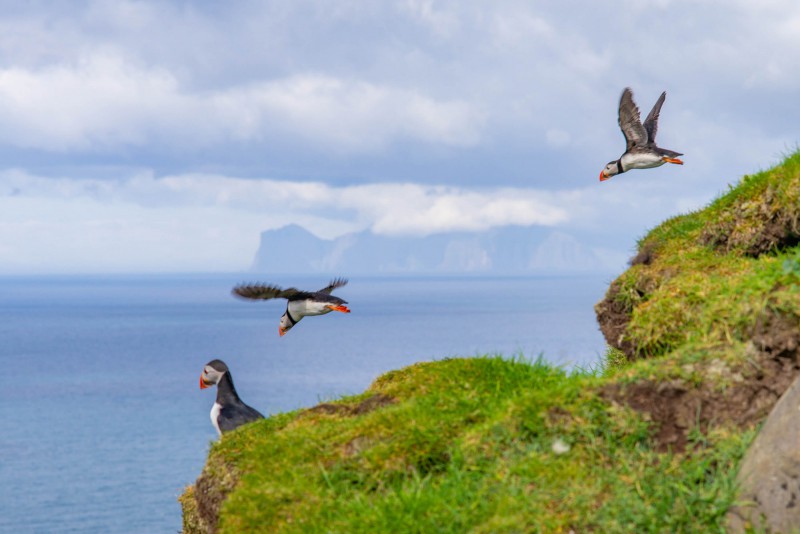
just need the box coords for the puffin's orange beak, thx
[200,375,209,389]
[279,327,286,337]
[327,305,351,313]
[599,170,610,182]
[663,157,684,165]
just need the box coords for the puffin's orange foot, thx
[327,305,351,313]
[663,157,684,165]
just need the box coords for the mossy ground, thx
[600,150,800,372]
[183,151,800,532]
[186,357,753,533]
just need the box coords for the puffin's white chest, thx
[210,402,222,436]
[621,152,665,170]
[288,299,332,318]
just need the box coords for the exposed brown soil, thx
[595,278,653,360]
[753,307,800,358]
[602,310,800,452]
[191,459,239,534]
[700,187,800,256]
[629,242,657,266]
[594,281,635,358]
[305,393,395,416]
[595,267,674,361]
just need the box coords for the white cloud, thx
[0,166,729,273]
[0,170,567,238]
[0,1,796,273]
[0,168,573,272]
[224,74,484,150]
[545,129,571,148]
[0,54,483,153]
[0,1,794,186]
[400,0,460,38]
[337,183,568,235]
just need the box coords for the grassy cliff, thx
[181,152,800,532]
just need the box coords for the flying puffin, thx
[600,87,683,181]
[199,359,264,436]
[232,277,351,336]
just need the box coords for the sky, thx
[0,0,798,273]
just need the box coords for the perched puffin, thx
[600,87,683,181]
[232,278,351,336]
[199,359,264,436]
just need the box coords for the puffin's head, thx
[600,161,619,181]
[278,313,295,337]
[200,359,228,389]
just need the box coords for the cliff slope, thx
[182,151,800,532]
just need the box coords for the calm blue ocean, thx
[0,274,610,533]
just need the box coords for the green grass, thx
[189,357,753,533]
[611,150,800,368]
[183,151,800,532]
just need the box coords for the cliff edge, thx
[182,151,800,532]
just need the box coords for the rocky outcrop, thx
[728,374,800,532]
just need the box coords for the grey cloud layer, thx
[0,1,797,272]
[0,1,795,173]
[0,59,482,152]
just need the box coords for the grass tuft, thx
[183,357,755,532]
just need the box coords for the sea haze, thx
[0,274,609,533]
[251,224,625,274]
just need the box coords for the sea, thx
[0,274,611,533]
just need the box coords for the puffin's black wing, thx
[218,403,264,434]
[618,87,648,151]
[643,91,666,145]
[232,283,307,301]
[318,277,348,295]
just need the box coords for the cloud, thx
[0,54,483,153]
[221,74,484,150]
[0,170,567,238]
[0,169,573,272]
[400,0,461,38]
[0,166,725,273]
[0,1,794,189]
[337,183,568,235]
[0,1,797,273]
[545,129,571,148]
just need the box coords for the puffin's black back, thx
[218,402,265,433]
[215,365,265,433]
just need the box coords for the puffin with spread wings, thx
[600,87,683,181]
[232,278,351,336]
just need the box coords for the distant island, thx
[250,224,622,275]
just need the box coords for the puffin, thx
[600,87,683,181]
[232,277,351,336]
[199,359,264,436]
